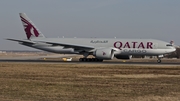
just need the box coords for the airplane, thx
[7,13,176,63]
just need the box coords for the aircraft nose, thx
[165,47,176,54]
[171,47,176,52]
[173,47,176,51]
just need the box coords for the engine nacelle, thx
[115,55,132,60]
[93,48,114,60]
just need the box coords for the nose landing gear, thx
[157,55,163,63]
[157,59,161,63]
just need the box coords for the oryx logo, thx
[102,51,106,55]
[20,16,39,39]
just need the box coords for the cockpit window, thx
[166,44,173,46]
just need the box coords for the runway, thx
[0,59,180,66]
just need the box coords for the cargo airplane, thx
[7,13,176,63]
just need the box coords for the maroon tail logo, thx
[20,16,39,39]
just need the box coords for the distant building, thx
[0,51,6,53]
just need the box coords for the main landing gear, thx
[79,58,103,62]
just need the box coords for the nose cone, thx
[172,47,176,52]
[165,46,176,54]
[170,47,176,53]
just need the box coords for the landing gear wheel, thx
[157,59,161,63]
[79,58,82,62]
[79,58,103,62]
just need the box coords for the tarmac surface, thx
[0,59,180,66]
[0,54,179,66]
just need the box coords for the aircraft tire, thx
[157,59,161,63]
[79,58,103,62]
[79,58,82,62]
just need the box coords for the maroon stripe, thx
[21,19,29,24]
[20,16,30,24]
[21,17,30,24]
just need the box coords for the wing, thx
[7,38,95,52]
[38,41,95,51]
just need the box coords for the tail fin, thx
[170,40,174,45]
[19,13,45,40]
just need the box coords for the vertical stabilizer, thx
[19,13,45,40]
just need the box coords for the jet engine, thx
[93,48,114,60]
[115,55,132,60]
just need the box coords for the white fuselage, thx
[21,38,176,56]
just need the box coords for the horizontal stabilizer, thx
[6,38,36,44]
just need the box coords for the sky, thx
[0,0,180,50]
